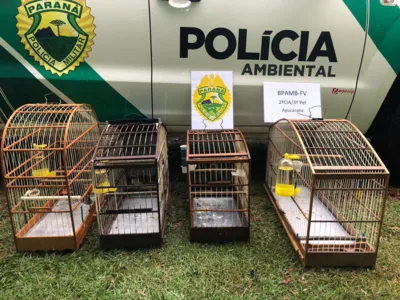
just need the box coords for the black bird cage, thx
[186,129,251,243]
[92,119,170,249]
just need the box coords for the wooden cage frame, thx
[186,129,251,243]
[92,119,170,249]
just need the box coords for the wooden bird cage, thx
[0,104,100,251]
[265,119,389,267]
[186,129,251,243]
[92,119,170,249]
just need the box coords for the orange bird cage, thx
[0,104,100,251]
[265,119,389,267]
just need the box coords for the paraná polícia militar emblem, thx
[16,0,95,76]
[193,74,232,122]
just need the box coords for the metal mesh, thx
[292,120,383,171]
[94,123,158,160]
[265,119,389,265]
[187,129,249,158]
[93,121,169,244]
[0,104,100,250]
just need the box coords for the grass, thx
[1,176,400,299]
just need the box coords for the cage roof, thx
[93,121,164,161]
[1,104,97,151]
[186,129,250,161]
[273,119,388,174]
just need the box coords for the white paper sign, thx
[191,71,233,130]
[263,82,322,123]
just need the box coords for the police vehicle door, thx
[149,0,369,132]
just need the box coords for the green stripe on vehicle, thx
[0,45,57,116]
[344,0,400,74]
[0,1,146,121]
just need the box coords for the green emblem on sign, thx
[193,74,232,122]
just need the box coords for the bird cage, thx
[92,119,170,249]
[0,104,100,251]
[186,129,251,243]
[265,119,389,267]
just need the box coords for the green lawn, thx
[1,179,400,299]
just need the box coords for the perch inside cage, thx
[265,119,389,267]
[186,129,251,243]
[92,119,170,249]
[0,104,100,251]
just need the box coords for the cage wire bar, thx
[0,104,100,251]
[265,119,389,267]
[92,119,170,249]
[186,129,251,243]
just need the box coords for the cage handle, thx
[109,115,160,124]
[202,119,225,130]
[297,105,327,120]
[44,92,63,104]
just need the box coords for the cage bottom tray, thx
[193,197,244,228]
[274,187,356,245]
[25,200,90,237]
[107,197,159,234]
